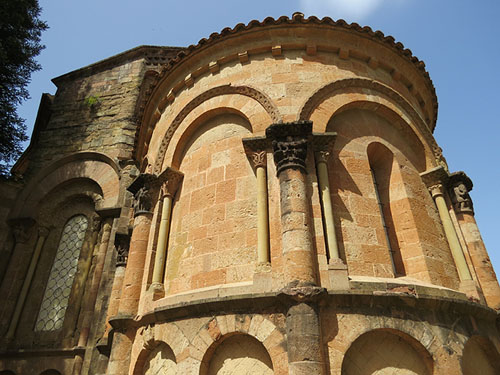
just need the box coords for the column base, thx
[328,258,350,291]
[253,262,272,292]
[149,282,165,300]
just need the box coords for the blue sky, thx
[19,0,500,276]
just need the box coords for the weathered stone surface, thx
[0,16,499,375]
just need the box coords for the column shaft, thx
[280,168,316,285]
[287,303,324,375]
[433,192,472,281]
[152,195,172,284]
[316,160,339,260]
[256,165,270,263]
[6,229,48,339]
[118,213,152,315]
[458,212,500,308]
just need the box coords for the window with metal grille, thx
[34,215,88,331]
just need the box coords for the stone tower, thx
[0,14,499,375]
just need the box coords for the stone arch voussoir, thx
[150,85,281,174]
[10,152,121,219]
[298,78,444,169]
[193,314,286,374]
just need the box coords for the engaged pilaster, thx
[118,173,157,316]
[266,120,316,286]
[266,120,326,375]
[150,167,183,299]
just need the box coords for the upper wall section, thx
[13,46,182,179]
[139,14,439,172]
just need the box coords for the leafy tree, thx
[0,0,47,175]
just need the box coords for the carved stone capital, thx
[243,136,270,169]
[8,217,36,244]
[265,121,313,175]
[91,214,102,232]
[127,173,157,217]
[142,324,155,350]
[114,232,131,267]
[429,183,444,198]
[38,226,51,238]
[312,132,337,164]
[157,167,184,198]
[448,171,474,214]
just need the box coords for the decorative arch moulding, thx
[136,16,439,163]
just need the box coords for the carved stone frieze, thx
[448,171,474,214]
[266,121,313,175]
[157,167,184,198]
[114,232,131,267]
[242,136,270,169]
[8,217,36,244]
[127,173,157,216]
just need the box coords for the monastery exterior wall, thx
[0,15,499,375]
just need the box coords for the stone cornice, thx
[51,45,183,86]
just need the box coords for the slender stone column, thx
[312,133,349,290]
[243,137,270,264]
[6,224,49,339]
[449,172,500,309]
[107,174,156,375]
[429,183,472,281]
[73,217,113,375]
[421,167,472,282]
[150,167,183,298]
[267,121,326,375]
[312,133,339,261]
[98,232,130,354]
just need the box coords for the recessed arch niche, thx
[462,336,500,375]
[201,334,273,375]
[164,112,257,294]
[341,329,433,375]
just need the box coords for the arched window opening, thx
[368,143,405,276]
[34,214,88,331]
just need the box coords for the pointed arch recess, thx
[298,78,443,169]
[150,85,281,174]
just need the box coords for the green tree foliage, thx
[0,0,47,175]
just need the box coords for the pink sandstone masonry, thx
[0,14,499,375]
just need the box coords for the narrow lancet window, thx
[34,215,88,331]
